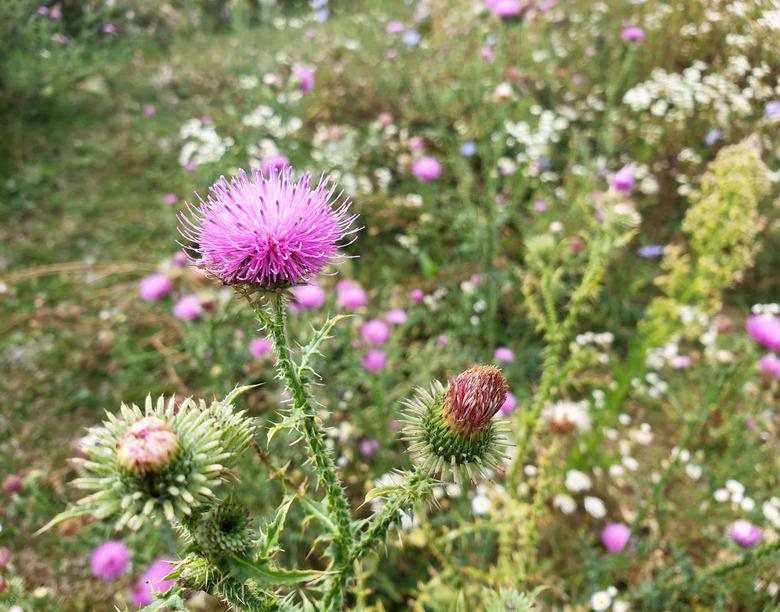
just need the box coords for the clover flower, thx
[179,168,357,289]
[402,366,509,481]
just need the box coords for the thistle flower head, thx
[179,168,357,289]
[45,389,255,532]
[402,366,509,482]
[117,416,179,474]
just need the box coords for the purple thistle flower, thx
[260,155,290,176]
[443,365,508,435]
[249,337,272,358]
[759,353,780,379]
[337,279,367,309]
[363,349,387,372]
[500,391,517,415]
[412,156,442,181]
[746,314,780,351]
[621,26,645,42]
[290,283,326,310]
[611,164,635,194]
[2,474,22,495]
[494,346,515,363]
[485,0,523,18]
[385,309,408,325]
[359,438,380,457]
[102,23,116,34]
[163,193,178,206]
[138,273,172,301]
[602,523,631,554]
[386,20,405,34]
[172,294,202,321]
[90,541,130,581]
[730,519,762,547]
[179,169,357,289]
[131,558,176,606]
[410,288,424,303]
[291,67,315,94]
[362,319,391,345]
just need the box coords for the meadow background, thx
[1,0,780,609]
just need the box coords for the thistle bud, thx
[402,366,509,482]
[117,417,178,474]
[192,501,254,557]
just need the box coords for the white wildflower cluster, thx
[590,586,628,611]
[178,118,234,167]
[311,124,360,170]
[572,331,614,364]
[713,479,756,513]
[241,104,303,137]
[752,303,780,316]
[631,371,668,399]
[623,58,778,128]
[504,106,570,170]
[670,447,703,481]
[560,470,608,519]
[762,497,780,529]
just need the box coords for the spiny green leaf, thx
[259,494,296,558]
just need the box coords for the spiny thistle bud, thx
[402,366,509,482]
[41,388,255,533]
[192,501,255,557]
[117,416,179,473]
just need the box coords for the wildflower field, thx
[2,0,780,610]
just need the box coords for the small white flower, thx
[565,470,593,492]
[584,496,607,519]
[685,464,702,480]
[590,590,612,611]
[471,494,492,515]
[613,600,630,612]
[553,494,577,515]
[714,489,730,503]
[741,497,756,512]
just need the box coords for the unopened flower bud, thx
[443,366,508,435]
[117,417,178,473]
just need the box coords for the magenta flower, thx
[172,294,202,321]
[172,251,188,267]
[138,273,172,301]
[602,523,631,554]
[730,520,762,547]
[386,20,405,33]
[621,26,645,42]
[250,337,272,358]
[143,104,156,117]
[362,319,391,345]
[443,366,508,434]
[746,314,780,351]
[359,438,380,457]
[363,349,387,372]
[292,67,315,93]
[2,474,22,495]
[494,347,515,363]
[102,23,116,34]
[437,335,448,347]
[611,164,635,194]
[410,288,424,303]
[90,541,130,580]
[163,193,178,206]
[179,169,356,288]
[337,279,367,309]
[131,558,176,606]
[411,156,442,181]
[485,0,523,17]
[759,354,780,379]
[260,155,290,176]
[500,391,517,415]
[290,284,326,310]
[385,309,408,325]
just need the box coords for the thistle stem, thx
[263,292,355,611]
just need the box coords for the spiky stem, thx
[263,292,355,611]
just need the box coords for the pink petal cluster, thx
[411,156,442,181]
[494,346,515,363]
[290,284,326,310]
[363,349,387,371]
[602,523,631,554]
[138,273,172,301]
[362,319,391,345]
[131,558,176,606]
[179,169,357,288]
[500,391,517,415]
[611,164,635,193]
[410,288,424,303]
[621,26,645,42]
[444,365,508,434]
[746,314,780,351]
[250,336,273,358]
[90,541,130,580]
[291,67,315,93]
[759,354,780,379]
[729,519,762,547]
[337,279,367,309]
[385,309,408,325]
[485,0,523,17]
[173,294,202,321]
[117,417,178,474]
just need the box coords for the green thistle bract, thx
[63,390,255,531]
[401,366,510,482]
[192,500,255,557]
